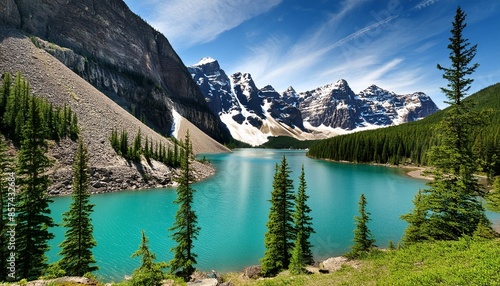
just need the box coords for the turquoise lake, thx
[46,149,459,281]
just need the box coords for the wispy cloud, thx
[227,0,467,99]
[231,0,404,92]
[147,0,282,48]
[413,0,440,11]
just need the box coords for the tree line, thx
[110,128,185,168]
[1,72,79,144]
[0,72,96,282]
[307,84,500,180]
[0,71,200,284]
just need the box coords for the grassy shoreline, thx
[220,238,500,285]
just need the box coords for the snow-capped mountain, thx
[188,57,440,146]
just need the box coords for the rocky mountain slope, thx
[0,0,231,143]
[0,28,227,194]
[188,58,440,146]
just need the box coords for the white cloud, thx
[413,0,440,11]
[147,0,282,48]
[230,1,403,92]
[227,0,461,102]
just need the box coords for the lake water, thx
[45,149,451,281]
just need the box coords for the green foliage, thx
[289,165,315,273]
[259,136,320,149]
[0,72,79,144]
[387,240,395,250]
[0,135,14,281]
[231,238,500,286]
[289,231,307,275]
[486,177,500,213]
[59,139,98,276]
[168,131,199,281]
[0,72,11,121]
[16,95,55,280]
[120,129,129,158]
[39,262,66,280]
[261,156,296,277]
[307,83,500,177]
[224,138,252,149]
[109,128,181,167]
[401,190,431,245]
[347,194,375,258]
[130,231,167,286]
[402,7,489,244]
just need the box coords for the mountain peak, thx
[335,79,349,87]
[360,84,395,98]
[196,57,218,66]
[261,85,276,92]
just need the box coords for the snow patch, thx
[171,109,182,139]
[196,57,217,66]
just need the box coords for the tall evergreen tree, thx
[120,129,128,157]
[401,190,430,245]
[487,177,500,213]
[289,165,315,274]
[0,72,12,123]
[130,231,166,286]
[59,139,98,276]
[348,193,375,258]
[261,156,295,277]
[4,72,26,142]
[16,95,55,280]
[132,129,142,161]
[402,6,489,243]
[0,136,14,281]
[168,130,199,281]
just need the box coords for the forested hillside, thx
[308,83,500,178]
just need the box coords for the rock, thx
[187,278,218,286]
[243,265,262,279]
[92,181,108,188]
[25,276,93,286]
[2,0,231,142]
[321,256,348,272]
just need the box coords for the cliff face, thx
[0,0,231,142]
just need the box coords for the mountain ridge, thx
[188,57,440,146]
[0,0,232,143]
[0,28,225,195]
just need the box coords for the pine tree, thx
[486,177,500,213]
[69,113,79,140]
[289,165,315,274]
[261,156,295,277]
[348,193,375,258]
[0,72,12,123]
[0,136,14,281]
[168,130,199,281]
[401,190,430,245]
[403,6,489,242]
[173,141,179,167]
[16,95,55,280]
[130,231,166,286]
[59,139,98,276]
[132,129,142,162]
[4,72,27,142]
[289,232,306,275]
[110,128,119,152]
[120,129,128,157]
[144,136,150,161]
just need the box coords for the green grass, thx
[223,238,500,285]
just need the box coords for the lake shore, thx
[402,167,433,180]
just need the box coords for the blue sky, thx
[123,0,500,108]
